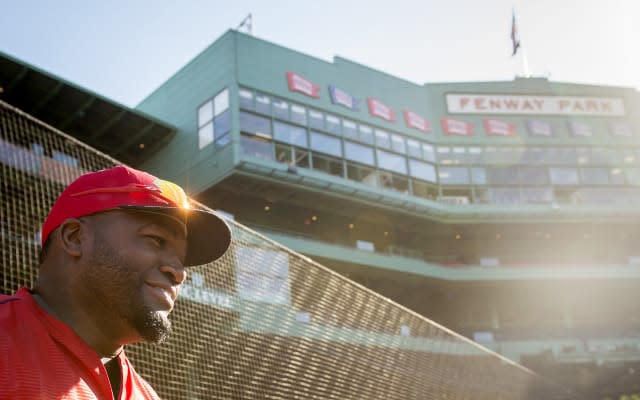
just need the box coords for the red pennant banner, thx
[286,71,320,98]
[441,118,473,136]
[483,119,517,136]
[403,110,431,133]
[367,97,396,121]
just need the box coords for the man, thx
[0,165,231,399]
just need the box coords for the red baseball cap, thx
[41,165,231,266]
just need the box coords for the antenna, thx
[237,13,253,35]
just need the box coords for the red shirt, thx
[0,288,161,400]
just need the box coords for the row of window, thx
[198,89,232,149]
[240,111,640,186]
[239,90,639,168]
[241,134,640,206]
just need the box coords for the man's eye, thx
[147,235,165,247]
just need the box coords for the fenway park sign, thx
[446,94,625,116]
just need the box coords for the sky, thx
[2,0,639,107]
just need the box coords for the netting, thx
[0,100,575,399]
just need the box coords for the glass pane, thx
[215,132,231,148]
[591,148,613,165]
[471,167,486,184]
[380,172,409,194]
[312,153,343,177]
[407,139,421,158]
[581,168,609,184]
[626,168,640,184]
[375,130,391,149]
[309,110,324,130]
[214,88,229,116]
[198,100,213,126]
[520,187,553,204]
[487,167,519,184]
[437,146,453,164]
[214,109,231,137]
[310,131,342,157]
[240,111,272,137]
[377,149,407,174]
[391,134,406,154]
[239,88,253,110]
[452,147,467,164]
[610,168,626,184]
[274,121,308,147]
[290,104,307,125]
[438,167,469,185]
[422,143,436,162]
[241,134,273,160]
[522,147,545,164]
[519,167,549,185]
[344,141,374,165]
[346,162,378,187]
[272,99,289,120]
[326,114,341,135]
[359,125,374,144]
[468,147,483,164]
[343,120,357,140]
[408,159,436,182]
[275,143,293,164]
[198,121,213,149]
[549,168,579,184]
[255,93,271,114]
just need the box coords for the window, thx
[359,125,374,144]
[380,171,409,194]
[406,139,421,158]
[422,143,436,162]
[241,134,273,160]
[610,168,626,185]
[487,167,519,184]
[626,168,640,185]
[214,89,229,115]
[198,89,230,150]
[471,167,486,184]
[346,162,377,187]
[311,153,343,177]
[412,180,438,200]
[343,120,357,140]
[519,167,549,185]
[214,109,231,146]
[438,167,469,185]
[273,121,308,147]
[255,93,271,115]
[520,188,553,204]
[309,110,324,130]
[326,114,341,135]
[408,159,436,182]
[344,141,374,165]
[240,111,271,137]
[581,168,609,185]
[375,130,391,149]
[468,147,483,165]
[376,149,407,174]
[239,88,254,110]
[272,99,289,120]
[290,104,307,125]
[522,147,545,164]
[437,146,453,164]
[198,122,214,149]
[391,134,406,154]
[275,143,309,168]
[549,168,579,185]
[310,131,341,157]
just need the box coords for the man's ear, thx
[57,218,86,258]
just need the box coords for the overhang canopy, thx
[0,51,175,166]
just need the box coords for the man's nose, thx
[160,260,187,285]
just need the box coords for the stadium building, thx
[2,30,640,398]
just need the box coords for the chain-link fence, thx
[0,100,575,399]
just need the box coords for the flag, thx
[510,10,521,56]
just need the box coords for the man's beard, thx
[85,234,173,344]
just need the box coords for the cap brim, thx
[119,205,231,267]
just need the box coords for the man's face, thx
[78,210,187,344]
